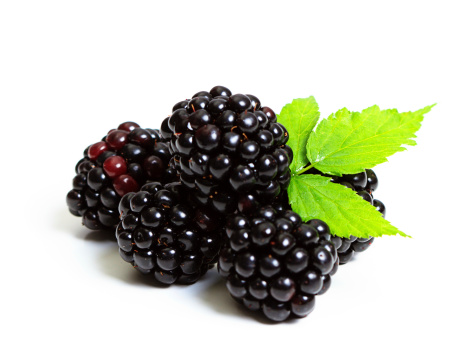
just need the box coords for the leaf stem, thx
[296,163,317,175]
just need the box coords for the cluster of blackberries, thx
[66,122,177,230]
[161,85,293,215]
[66,86,387,322]
[116,182,222,284]
[304,167,386,264]
[219,207,339,321]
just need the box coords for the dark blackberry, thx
[66,122,178,230]
[336,169,385,263]
[335,196,385,264]
[117,182,223,285]
[302,167,386,264]
[161,86,292,214]
[218,207,339,322]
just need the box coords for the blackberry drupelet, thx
[66,122,178,230]
[161,86,293,215]
[303,167,386,264]
[116,182,222,285]
[218,206,339,322]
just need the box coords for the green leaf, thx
[277,96,320,174]
[304,104,435,176]
[288,174,409,238]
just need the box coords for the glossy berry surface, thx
[66,122,177,230]
[161,86,292,215]
[116,182,223,285]
[302,167,386,264]
[218,206,339,322]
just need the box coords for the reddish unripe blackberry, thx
[66,122,177,230]
[116,182,223,285]
[218,206,339,322]
[161,86,293,214]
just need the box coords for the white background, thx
[1,1,473,361]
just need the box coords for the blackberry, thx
[335,169,385,263]
[161,86,293,215]
[218,206,339,322]
[66,122,178,230]
[116,182,222,285]
[302,167,386,264]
